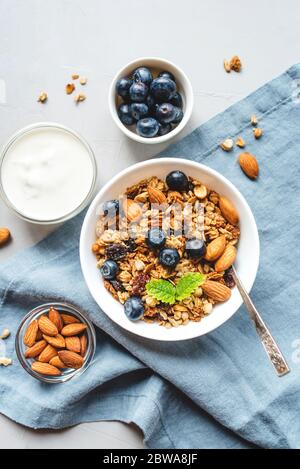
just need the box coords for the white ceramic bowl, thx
[108,57,194,144]
[80,158,260,341]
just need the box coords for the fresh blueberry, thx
[156,103,177,124]
[166,170,189,192]
[158,70,176,82]
[136,117,159,138]
[100,260,119,280]
[103,199,119,216]
[129,82,148,102]
[169,92,183,108]
[172,106,184,124]
[158,123,172,136]
[131,102,149,120]
[150,77,176,102]
[185,238,206,259]
[118,103,135,125]
[146,228,166,249]
[116,77,133,101]
[124,296,145,321]
[132,67,153,86]
[159,248,180,269]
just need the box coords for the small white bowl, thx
[80,158,260,342]
[108,57,194,144]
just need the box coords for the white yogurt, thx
[1,125,95,222]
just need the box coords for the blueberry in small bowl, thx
[156,103,177,124]
[116,77,133,101]
[172,107,184,124]
[169,91,183,108]
[150,77,176,102]
[136,117,160,138]
[133,66,153,86]
[129,82,148,103]
[158,123,172,136]
[118,103,135,126]
[131,103,149,121]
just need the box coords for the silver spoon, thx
[231,266,290,377]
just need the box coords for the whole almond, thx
[215,244,237,272]
[61,313,80,325]
[147,186,167,204]
[23,320,38,347]
[204,235,226,262]
[42,334,65,348]
[36,329,43,340]
[202,281,231,302]
[25,340,47,358]
[0,228,11,246]
[61,323,87,337]
[58,350,84,369]
[123,199,142,222]
[49,307,63,332]
[80,333,87,357]
[31,361,61,376]
[38,344,57,363]
[219,196,239,225]
[49,356,66,369]
[38,315,58,336]
[239,152,259,179]
[65,336,81,353]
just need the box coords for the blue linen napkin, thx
[1,63,300,449]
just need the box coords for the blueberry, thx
[158,123,172,136]
[129,82,148,102]
[103,199,119,216]
[172,107,184,124]
[166,170,189,192]
[159,248,180,269]
[169,92,183,108]
[133,67,153,86]
[100,260,119,280]
[131,102,149,120]
[124,296,145,321]
[136,117,159,138]
[116,77,133,101]
[146,228,166,249]
[158,70,176,82]
[150,77,176,102]
[118,103,135,125]
[156,103,177,124]
[185,238,206,259]
[146,95,157,115]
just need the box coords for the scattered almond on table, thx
[37,91,48,103]
[0,228,11,247]
[235,137,245,148]
[65,83,75,95]
[251,114,258,126]
[220,138,234,152]
[239,152,259,179]
[23,307,88,376]
[74,92,86,103]
[253,127,263,139]
[223,55,242,73]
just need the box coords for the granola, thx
[92,171,240,328]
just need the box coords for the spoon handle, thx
[231,267,290,377]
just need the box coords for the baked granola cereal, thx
[92,170,240,328]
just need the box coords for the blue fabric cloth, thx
[1,63,300,449]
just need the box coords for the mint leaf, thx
[175,273,206,301]
[146,279,176,305]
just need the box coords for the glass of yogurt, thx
[0,123,97,224]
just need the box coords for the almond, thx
[204,235,226,262]
[215,244,237,272]
[38,344,57,363]
[253,127,263,139]
[202,280,231,302]
[49,356,66,369]
[65,336,81,353]
[236,137,245,148]
[25,340,47,358]
[147,186,167,205]
[36,329,43,340]
[220,138,233,152]
[219,196,239,225]
[48,307,63,332]
[239,152,259,179]
[80,333,87,357]
[223,59,231,73]
[42,334,66,348]
[61,313,80,325]
[123,199,142,222]
[61,323,87,337]
[38,315,58,336]
[23,320,39,347]
[251,114,258,126]
[31,361,61,376]
[58,350,84,369]
[65,83,75,94]
[0,228,11,246]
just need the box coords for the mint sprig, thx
[146,273,206,305]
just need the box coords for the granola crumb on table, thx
[93,174,240,328]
